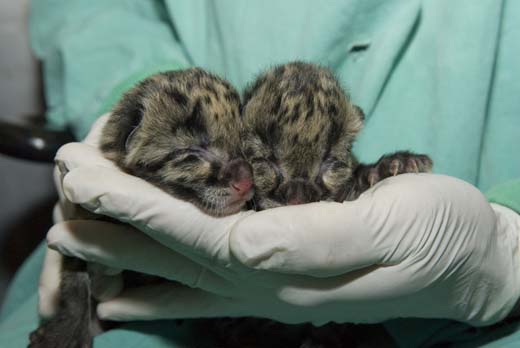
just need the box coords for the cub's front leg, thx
[347,151,433,200]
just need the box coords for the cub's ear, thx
[353,105,365,122]
[99,81,147,162]
[344,104,364,139]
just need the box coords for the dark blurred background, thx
[0,0,56,308]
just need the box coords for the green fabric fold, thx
[486,179,520,214]
[96,62,186,119]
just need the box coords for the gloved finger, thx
[88,262,124,301]
[61,164,252,263]
[230,200,388,277]
[90,272,124,302]
[54,166,85,222]
[83,113,111,146]
[274,263,441,325]
[97,282,237,321]
[55,142,117,176]
[53,168,67,214]
[88,262,123,276]
[38,222,125,316]
[38,248,63,319]
[230,174,485,277]
[46,220,230,293]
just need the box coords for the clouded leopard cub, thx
[210,62,432,348]
[29,68,253,348]
[242,61,432,209]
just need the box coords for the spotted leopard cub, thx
[101,68,253,216]
[242,61,432,209]
[211,62,432,348]
[29,68,253,348]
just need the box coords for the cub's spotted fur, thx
[101,68,253,216]
[29,68,253,348]
[242,61,431,210]
[29,63,432,348]
[212,62,432,348]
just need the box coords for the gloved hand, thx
[41,116,520,327]
[38,114,122,319]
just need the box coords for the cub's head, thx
[242,62,364,210]
[101,68,253,216]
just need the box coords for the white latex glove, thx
[42,116,520,327]
[38,114,122,319]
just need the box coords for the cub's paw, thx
[28,326,52,348]
[368,151,432,186]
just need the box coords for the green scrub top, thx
[1,1,519,347]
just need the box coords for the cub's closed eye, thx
[168,146,210,163]
[176,154,201,165]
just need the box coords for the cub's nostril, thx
[223,158,253,196]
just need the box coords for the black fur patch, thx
[185,99,208,135]
[167,88,189,107]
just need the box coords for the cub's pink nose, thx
[223,159,253,197]
[288,198,304,205]
[231,177,253,196]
